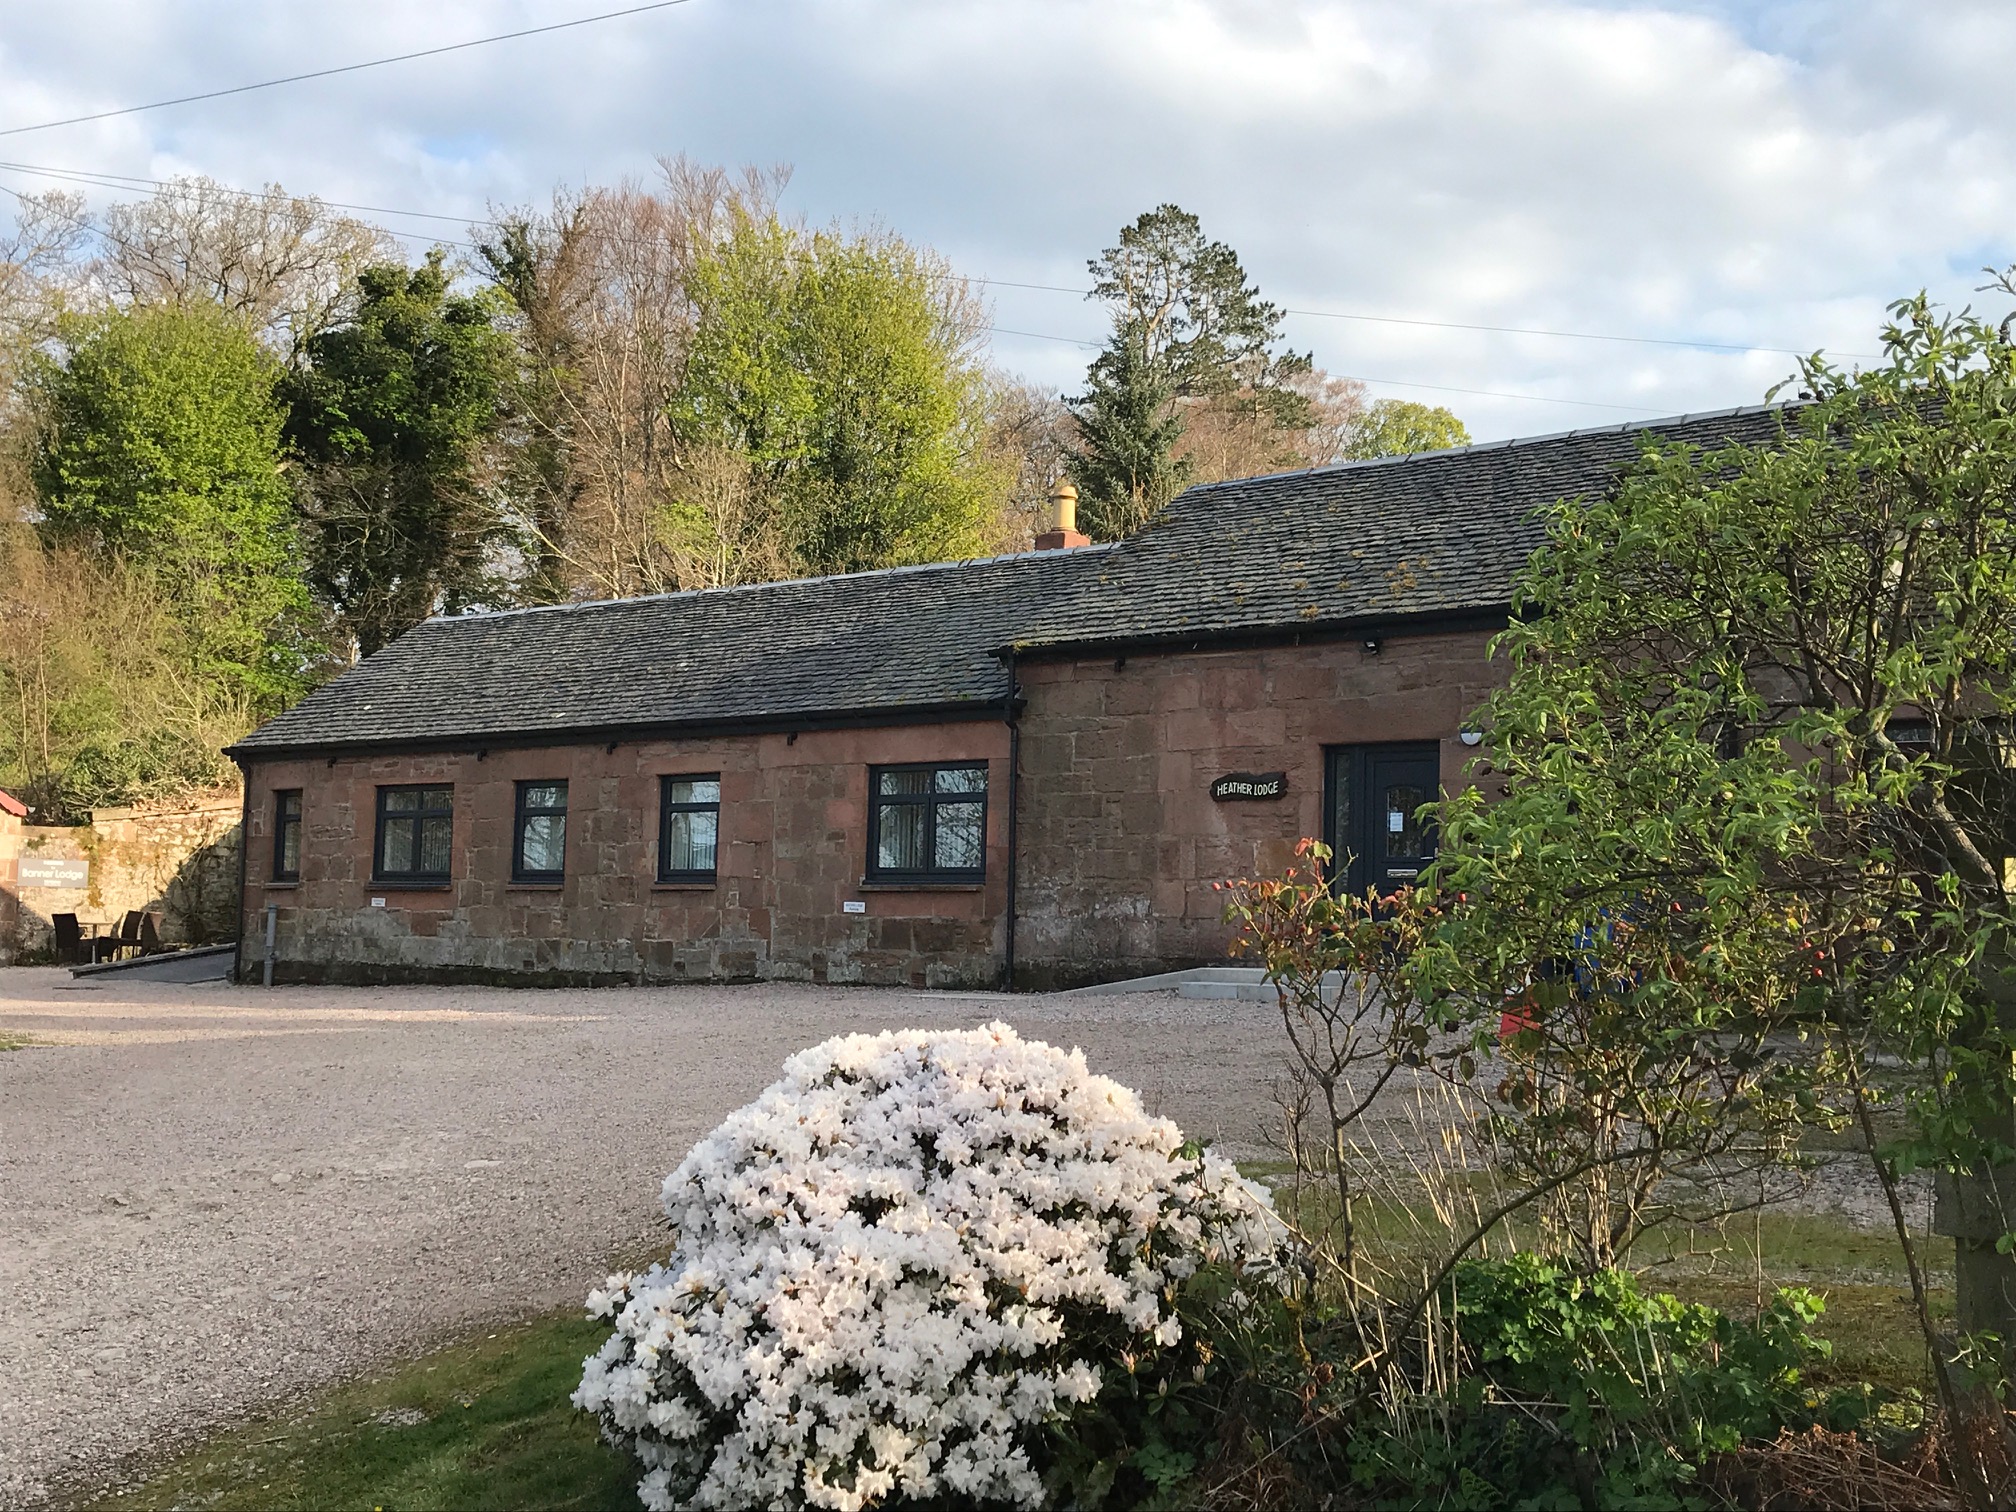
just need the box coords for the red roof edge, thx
[0,789,27,818]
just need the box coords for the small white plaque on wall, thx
[370,897,387,908]
[843,900,867,914]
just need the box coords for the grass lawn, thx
[92,1199,1953,1512]
[90,1313,637,1512]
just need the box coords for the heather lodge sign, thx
[1210,772,1286,802]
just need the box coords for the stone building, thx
[230,405,1788,988]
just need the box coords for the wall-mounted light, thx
[1361,635,1383,656]
[1459,729,1484,747]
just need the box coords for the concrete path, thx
[0,970,1284,1507]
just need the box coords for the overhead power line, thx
[0,0,697,140]
[981,323,1665,413]
[974,275,1872,362]
[0,165,1755,418]
[0,155,1868,365]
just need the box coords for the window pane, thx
[666,777,719,806]
[1383,785,1424,857]
[420,786,452,811]
[384,789,420,814]
[519,814,565,874]
[522,782,566,812]
[419,815,453,874]
[279,823,301,877]
[381,816,415,873]
[935,801,984,870]
[876,803,928,870]
[279,792,302,821]
[665,809,717,873]
[879,769,932,796]
[935,766,985,795]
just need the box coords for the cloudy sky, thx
[0,0,2008,441]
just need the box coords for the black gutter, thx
[229,758,252,985]
[226,698,1011,764]
[1000,605,1514,665]
[1002,648,1020,991]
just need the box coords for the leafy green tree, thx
[1336,398,1469,459]
[1071,205,1312,535]
[1429,289,2016,1418]
[285,251,515,655]
[28,299,319,709]
[672,215,1000,577]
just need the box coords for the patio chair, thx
[51,913,116,965]
[138,912,164,955]
[51,912,83,965]
[107,910,146,960]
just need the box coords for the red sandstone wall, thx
[1011,628,1503,987]
[241,721,1011,987]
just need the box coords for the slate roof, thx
[1010,403,1803,655]
[234,403,1808,757]
[231,546,1114,756]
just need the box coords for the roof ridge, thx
[1177,399,1801,494]
[428,542,1118,627]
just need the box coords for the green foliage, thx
[28,300,321,710]
[1336,397,1470,459]
[672,215,1002,578]
[1430,288,2016,1377]
[1450,1255,1845,1457]
[1155,1252,1873,1510]
[285,250,516,655]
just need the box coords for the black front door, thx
[1324,743,1441,896]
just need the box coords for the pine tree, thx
[1069,205,1311,536]
[1067,322,1186,541]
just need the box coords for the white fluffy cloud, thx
[0,0,2008,439]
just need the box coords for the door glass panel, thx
[1327,752,1355,881]
[1383,784,1425,857]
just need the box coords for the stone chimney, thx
[1034,479,1091,551]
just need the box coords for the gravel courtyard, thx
[0,968,1287,1507]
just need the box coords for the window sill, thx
[858,880,986,892]
[370,881,453,892]
[507,881,564,890]
[263,880,300,889]
[652,880,719,891]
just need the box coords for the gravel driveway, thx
[0,969,1288,1507]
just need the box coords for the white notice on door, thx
[1387,811,1405,832]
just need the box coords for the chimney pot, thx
[1035,479,1091,551]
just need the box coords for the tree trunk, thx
[1940,930,2016,1392]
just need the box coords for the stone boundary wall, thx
[2,788,243,961]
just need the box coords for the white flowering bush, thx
[575,1022,1282,1511]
